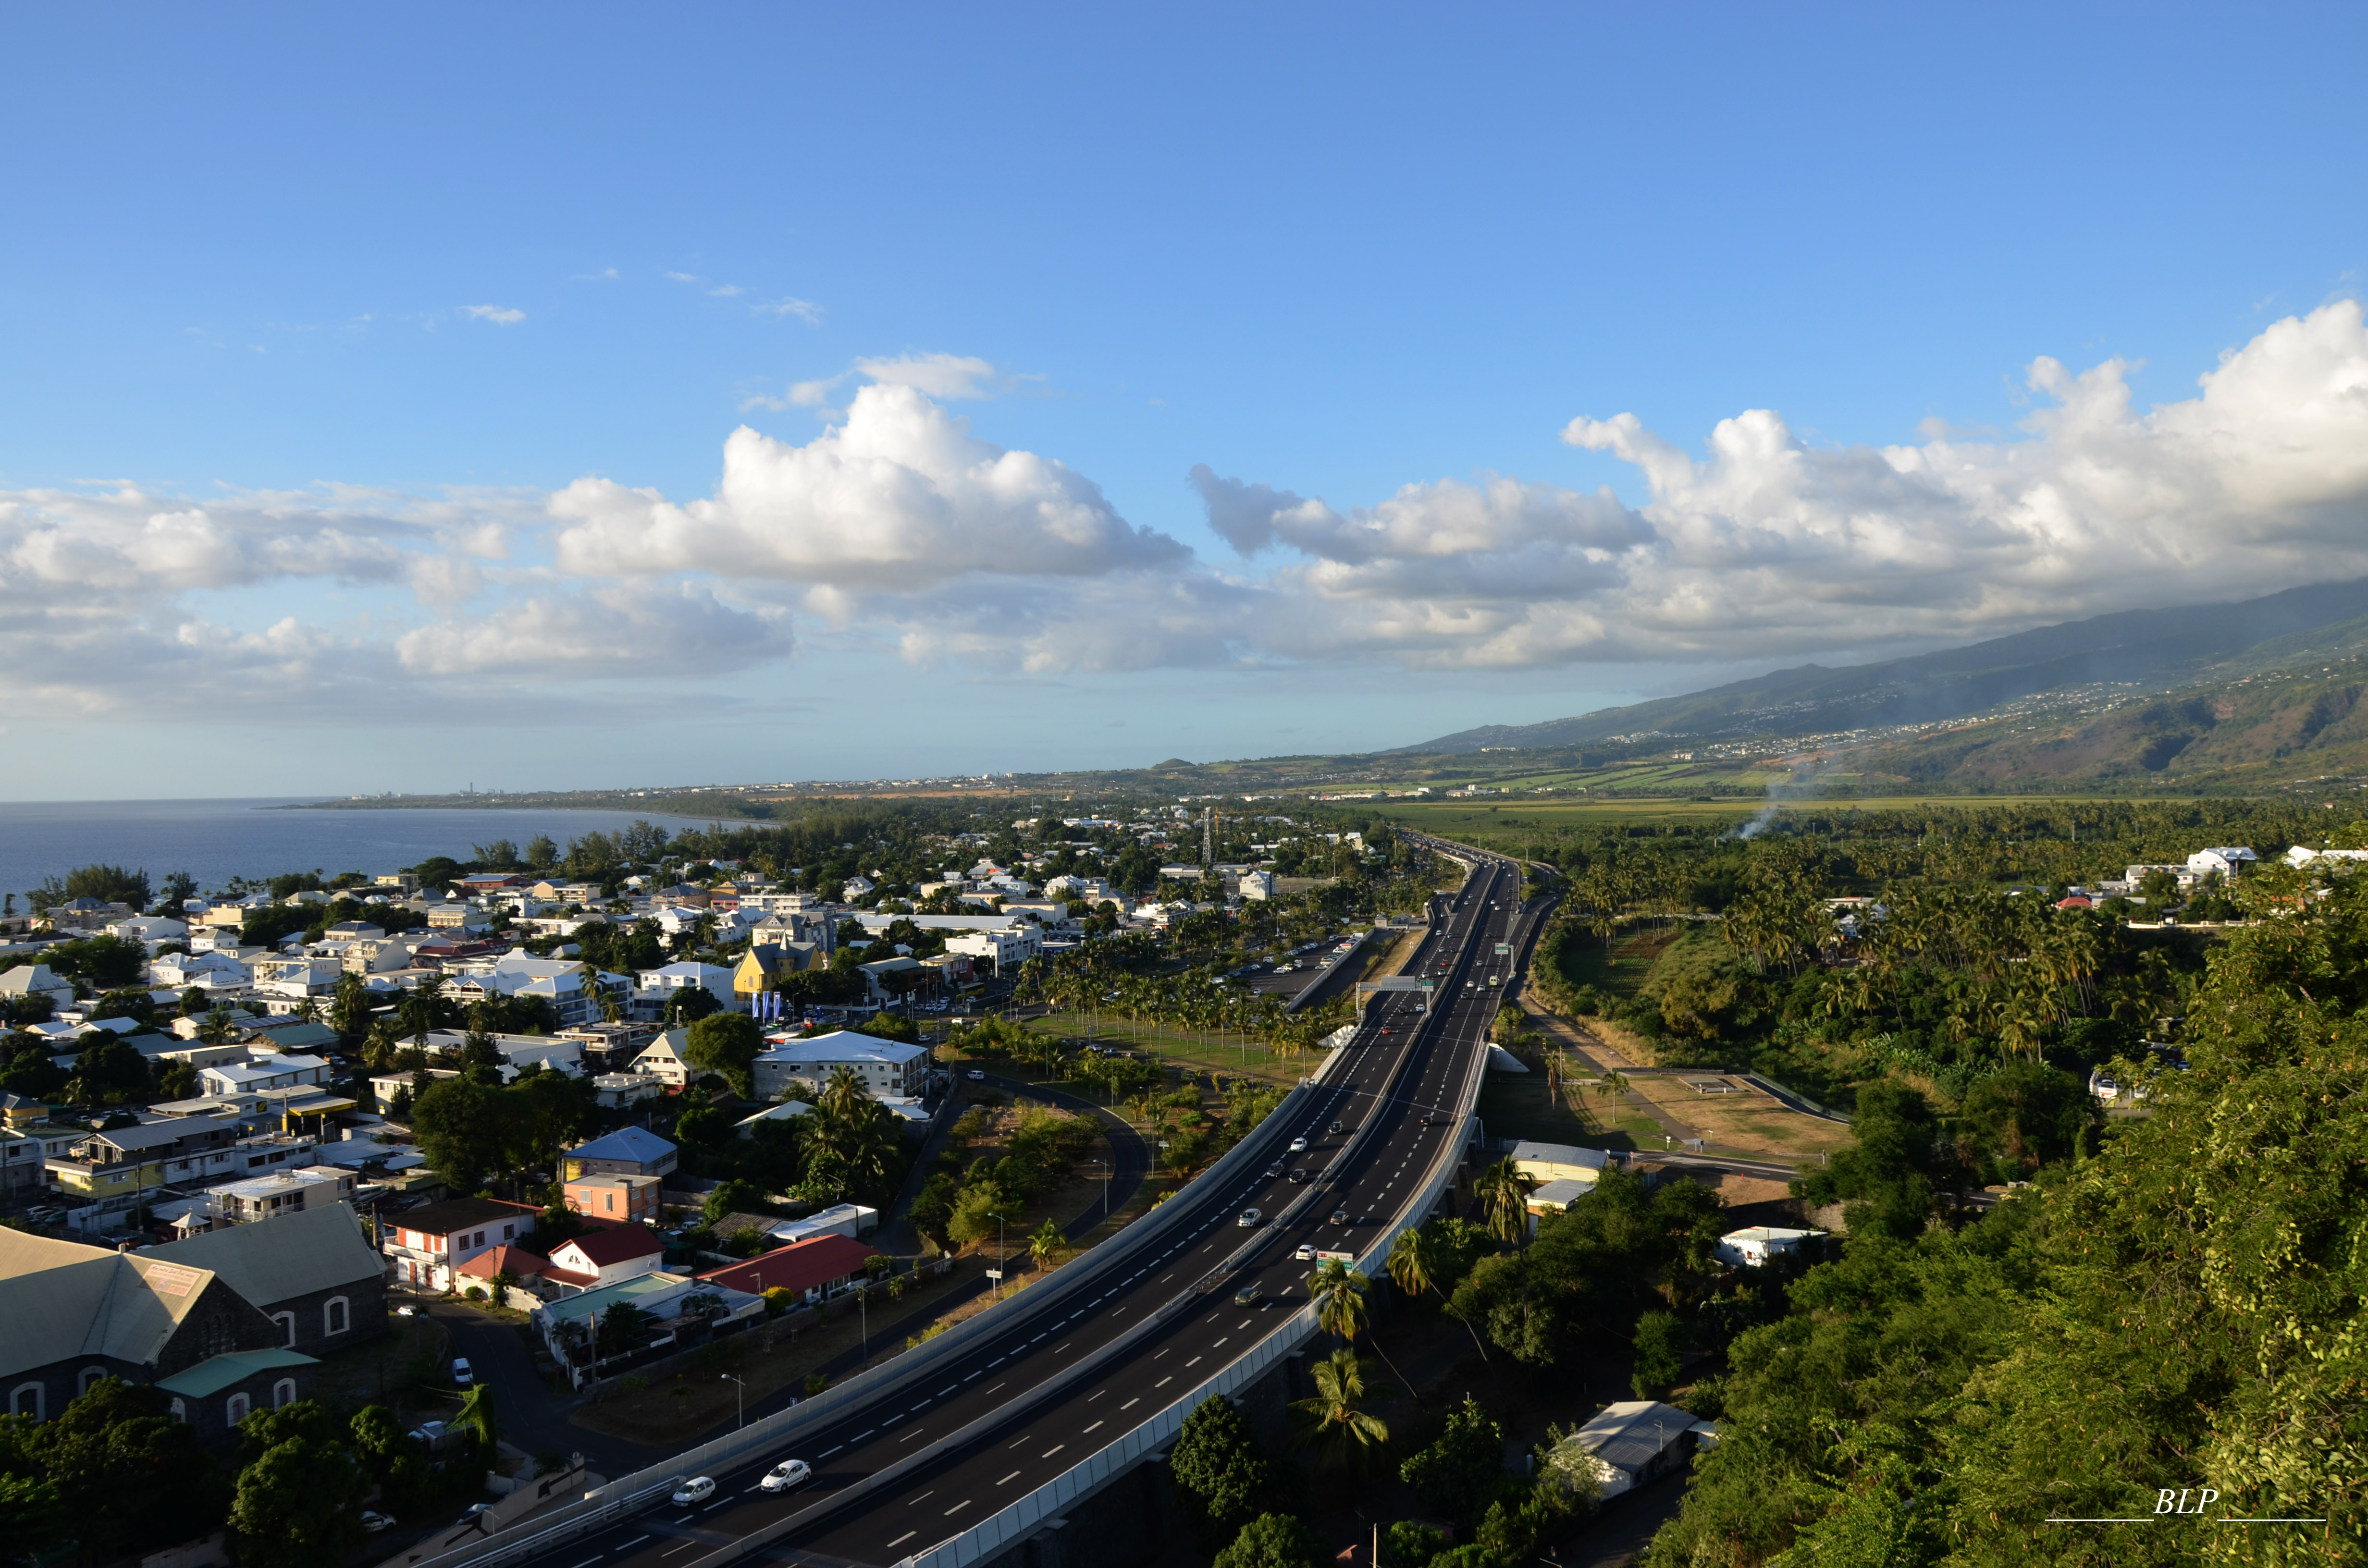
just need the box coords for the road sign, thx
[1314,1249,1357,1263]
[1495,943,1511,955]
[984,1269,1002,1280]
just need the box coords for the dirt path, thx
[1517,1001,1704,1147]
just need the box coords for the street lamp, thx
[1086,1157,1110,1218]
[988,1211,1009,1300]
[856,1282,870,1362]
[720,1372,746,1430]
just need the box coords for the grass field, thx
[1029,1010,1312,1088]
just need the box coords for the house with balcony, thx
[45,1116,246,1226]
[565,1172,664,1225]
[379,1196,542,1291]
[560,1127,678,1181]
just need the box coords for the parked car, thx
[1236,1208,1262,1227]
[360,1512,396,1533]
[408,1419,448,1445]
[450,1357,473,1387]
[394,1305,416,1317]
[759,1458,812,1493]
[671,1476,717,1507]
[965,1069,986,1081]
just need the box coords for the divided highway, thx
[500,852,1529,1568]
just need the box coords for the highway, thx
[496,850,1529,1568]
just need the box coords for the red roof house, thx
[454,1243,551,1281]
[699,1233,874,1304]
[544,1225,667,1291]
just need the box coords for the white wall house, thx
[752,1032,931,1101]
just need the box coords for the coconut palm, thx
[1307,1258,1369,1346]
[1286,1349,1393,1473]
[1475,1157,1536,1246]
[1388,1226,1488,1361]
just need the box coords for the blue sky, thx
[5,5,2366,797]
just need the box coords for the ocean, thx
[0,798,722,905]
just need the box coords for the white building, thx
[2285,845,2368,869]
[631,961,740,1021]
[198,1054,332,1096]
[752,1031,931,1101]
[944,927,1042,976]
[1558,1401,1718,1499]
[1714,1225,1827,1267]
[2187,846,2258,879]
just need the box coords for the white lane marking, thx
[964,1370,982,1382]
[853,1429,876,1442]
[908,1491,935,1506]
[1186,1355,1203,1367]
[1087,1388,1104,1401]
[1113,1306,1128,1316]
[1238,1319,1253,1329]
[1156,1375,1173,1387]
[939,1386,957,1397]
[887,1533,916,1551]
[1121,1397,1140,1409]
[1154,1348,1167,1359]
[661,1543,700,1559]
[901,1428,925,1443]
[1042,1444,1065,1458]
[1054,1343,1071,1353]
[619,1537,652,1551]
[569,1558,603,1568]
[1008,1433,1033,1448]
[989,1357,1006,1368]
[944,1499,971,1516]
[1083,1420,1104,1434]
[1030,1334,1046,1344]
[1213,1338,1227,1348]
[819,1446,843,1458]
[998,1470,1022,1485]
[1159,1274,1173,1283]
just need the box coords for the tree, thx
[1389,1224,1488,1361]
[227,1407,370,1568]
[1286,1349,1392,1473]
[1305,1258,1369,1346]
[684,1010,763,1096]
[1170,1395,1271,1545]
[594,1301,649,1357]
[1795,1080,1948,1238]
[454,1384,500,1451]
[22,1376,226,1562]
[411,1076,519,1193]
[1473,1157,1536,1246]
[1399,1395,1505,1531]
[29,863,151,914]
[1630,1309,1684,1397]
[945,1180,1009,1248]
[1212,1512,1321,1568]
[1028,1216,1068,1270]
[665,984,722,1025]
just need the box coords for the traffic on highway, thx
[491,845,1534,1568]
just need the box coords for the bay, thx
[0,798,720,905]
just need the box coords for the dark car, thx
[1329,1208,1350,1225]
[1328,1120,1344,1135]
[1265,1163,1285,1179]
[1288,1168,1310,1184]
[1233,1284,1259,1307]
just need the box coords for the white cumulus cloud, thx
[551,381,1190,590]
[461,305,525,325]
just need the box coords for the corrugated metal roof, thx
[147,1200,383,1306]
[155,1347,317,1398]
[0,1229,217,1378]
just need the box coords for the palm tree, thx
[401,971,446,1052]
[198,1007,237,1047]
[1475,1157,1536,1246]
[455,1382,500,1450]
[1029,1217,1068,1271]
[1307,1259,1369,1346]
[1387,1226,1487,1361]
[1286,1348,1393,1473]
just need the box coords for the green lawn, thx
[1033,1010,1310,1089]
[1476,1072,1662,1151]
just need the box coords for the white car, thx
[671,1476,717,1507]
[965,1069,986,1081]
[360,1511,396,1533]
[1288,1136,1309,1152]
[759,1458,812,1493]
[450,1357,473,1387]
[1294,1242,1316,1261]
[1236,1208,1262,1227]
